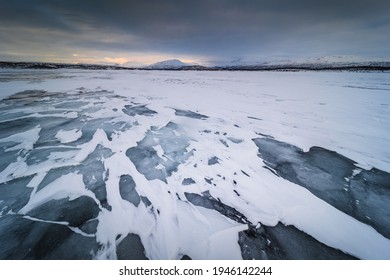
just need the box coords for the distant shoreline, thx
[1,61,390,72]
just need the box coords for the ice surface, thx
[253,137,390,239]
[0,215,100,259]
[208,156,220,165]
[26,196,100,227]
[119,175,140,207]
[0,125,41,152]
[116,233,148,260]
[174,109,208,119]
[122,104,157,117]
[0,69,389,259]
[182,178,195,185]
[239,222,357,260]
[126,122,193,183]
[0,176,34,213]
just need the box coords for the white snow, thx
[55,129,82,143]
[0,68,389,260]
[19,173,99,215]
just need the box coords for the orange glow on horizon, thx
[103,57,129,64]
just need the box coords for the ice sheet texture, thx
[0,69,389,260]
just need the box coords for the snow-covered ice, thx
[55,129,82,144]
[0,68,389,259]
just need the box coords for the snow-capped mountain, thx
[147,59,189,69]
[208,55,390,69]
[206,58,259,67]
[260,55,378,66]
[1,56,389,71]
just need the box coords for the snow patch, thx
[55,129,82,143]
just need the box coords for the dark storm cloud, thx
[0,0,389,62]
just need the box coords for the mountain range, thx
[1,57,390,71]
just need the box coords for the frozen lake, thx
[0,69,389,259]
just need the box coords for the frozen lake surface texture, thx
[0,69,389,259]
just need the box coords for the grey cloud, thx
[0,0,389,62]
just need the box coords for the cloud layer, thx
[1,0,389,63]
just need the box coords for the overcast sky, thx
[0,0,389,65]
